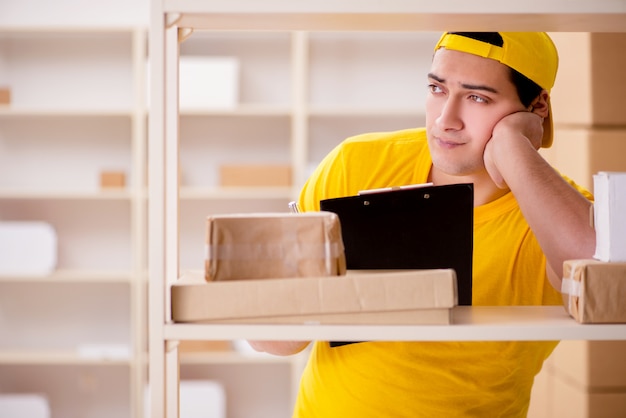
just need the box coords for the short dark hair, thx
[449,32,543,107]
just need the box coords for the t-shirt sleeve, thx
[298,143,349,212]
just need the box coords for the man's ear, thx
[528,90,550,118]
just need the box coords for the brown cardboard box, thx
[562,259,626,323]
[550,340,626,389]
[540,128,626,191]
[205,212,346,281]
[530,341,626,418]
[0,88,10,105]
[100,171,126,188]
[219,164,292,187]
[179,340,232,352]
[171,269,457,324]
[551,371,626,418]
[551,33,626,126]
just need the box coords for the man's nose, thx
[436,97,463,131]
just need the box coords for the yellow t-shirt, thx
[293,128,591,418]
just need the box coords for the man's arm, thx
[484,111,595,290]
[247,340,310,356]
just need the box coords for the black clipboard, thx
[320,183,474,306]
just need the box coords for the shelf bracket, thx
[165,340,180,352]
[178,28,194,44]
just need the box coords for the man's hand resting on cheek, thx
[483,111,545,189]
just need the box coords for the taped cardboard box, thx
[561,259,626,323]
[204,212,346,281]
[171,269,457,324]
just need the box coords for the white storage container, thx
[0,221,57,276]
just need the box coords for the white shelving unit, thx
[175,29,439,274]
[0,15,442,418]
[0,26,148,418]
[148,2,626,418]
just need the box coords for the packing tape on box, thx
[205,242,343,274]
[561,259,585,313]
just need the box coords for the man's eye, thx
[469,94,488,103]
[428,84,443,93]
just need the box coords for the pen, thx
[358,182,433,195]
[288,201,300,213]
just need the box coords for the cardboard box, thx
[219,164,292,187]
[179,340,232,352]
[551,372,626,418]
[205,212,346,281]
[561,259,626,323]
[171,269,457,324]
[550,33,626,127]
[540,128,626,191]
[549,340,626,389]
[0,87,10,105]
[593,172,626,262]
[100,171,126,188]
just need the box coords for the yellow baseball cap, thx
[435,32,558,148]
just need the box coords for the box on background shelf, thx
[219,164,292,187]
[100,170,126,189]
[0,87,10,105]
[178,340,232,353]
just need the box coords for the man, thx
[250,32,595,417]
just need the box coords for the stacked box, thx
[172,269,457,324]
[204,212,346,281]
[543,341,626,418]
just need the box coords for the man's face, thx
[425,48,526,178]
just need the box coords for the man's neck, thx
[428,168,510,207]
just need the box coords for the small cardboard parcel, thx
[205,212,346,281]
[171,269,458,324]
[561,259,626,324]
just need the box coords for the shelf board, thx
[0,107,135,118]
[180,186,295,200]
[164,306,626,342]
[0,189,134,200]
[0,269,134,283]
[308,106,424,117]
[166,1,626,32]
[180,104,292,117]
[0,350,132,366]
[0,26,142,35]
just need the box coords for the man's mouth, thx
[436,136,465,148]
